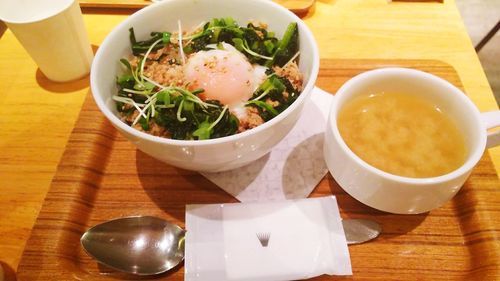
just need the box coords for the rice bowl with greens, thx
[114,17,303,140]
[91,0,319,171]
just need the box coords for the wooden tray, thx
[79,0,316,15]
[17,59,500,280]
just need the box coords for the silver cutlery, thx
[81,216,381,275]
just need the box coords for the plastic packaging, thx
[185,196,352,281]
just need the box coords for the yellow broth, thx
[337,92,467,178]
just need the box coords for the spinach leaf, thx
[138,116,149,131]
[211,110,239,138]
[117,74,135,89]
[266,22,298,67]
[129,28,171,56]
[246,100,278,121]
[193,120,212,140]
[250,74,285,101]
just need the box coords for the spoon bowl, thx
[80,216,185,275]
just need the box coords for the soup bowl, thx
[323,68,500,214]
[91,0,319,172]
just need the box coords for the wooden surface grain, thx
[17,59,500,280]
[0,0,499,276]
[79,0,316,14]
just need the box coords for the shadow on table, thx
[34,44,99,93]
[82,7,140,15]
[135,150,237,223]
[35,69,90,93]
[282,133,327,200]
[0,261,17,281]
[327,174,428,240]
[96,260,183,280]
[0,22,6,39]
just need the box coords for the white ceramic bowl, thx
[324,68,500,214]
[91,0,319,172]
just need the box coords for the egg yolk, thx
[184,49,255,105]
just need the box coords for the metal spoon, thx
[342,218,382,245]
[81,216,381,276]
[80,216,185,275]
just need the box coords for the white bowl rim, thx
[91,0,320,147]
[328,67,487,185]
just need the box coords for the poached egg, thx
[184,43,267,107]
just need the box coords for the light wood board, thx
[16,59,500,280]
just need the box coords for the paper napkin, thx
[185,196,352,281]
[201,87,334,202]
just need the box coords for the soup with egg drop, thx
[337,92,467,178]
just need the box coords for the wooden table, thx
[0,0,498,276]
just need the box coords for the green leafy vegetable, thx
[115,18,301,140]
[138,116,149,131]
[193,120,212,140]
[157,90,171,106]
[117,74,134,89]
[246,100,278,121]
[245,72,299,122]
[266,22,298,67]
[249,74,286,102]
[162,32,171,43]
[129,28,172,56]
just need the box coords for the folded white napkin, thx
[185,196,352,281]
[201,87,333,202]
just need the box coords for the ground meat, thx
[143,62,185,86]
[148,121,169,137]
[250,20,268,30]
[147,47,165,60]
[255,30,265,39]
[129,45,180,72]
[129,56,140,68]
[238,107,264,133]
[131,122,144,132]
[273,61,303,92]
[169,33,179,45]
[149,45,179,62]
[119,103,133,113]
[122,109,140,124]
[266,98,279,107]
[121,109,170,137]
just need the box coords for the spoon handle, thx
[342,219,382,245]
[179,218,381,245]
[180,218,381,245]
